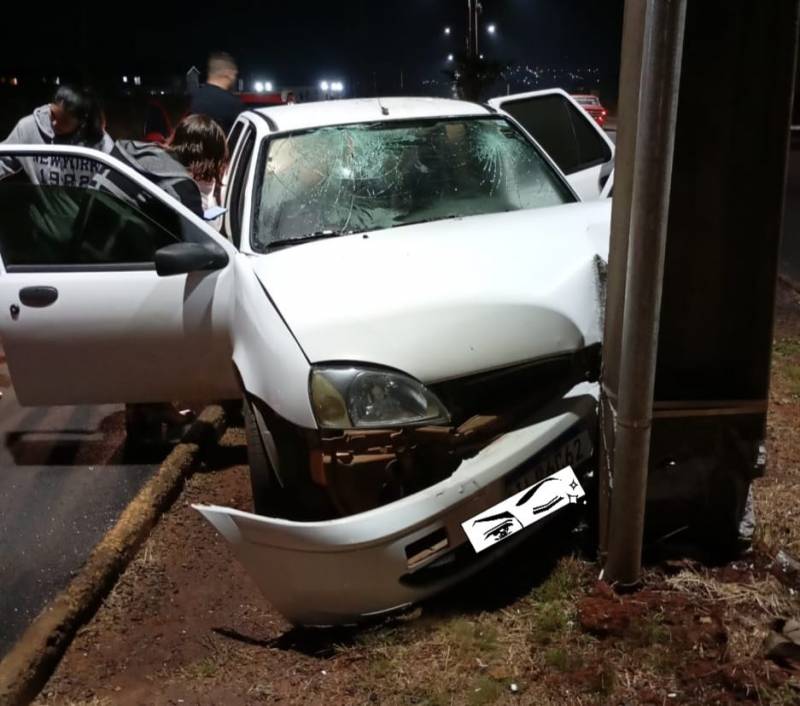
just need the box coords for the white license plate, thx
[462,466,586,553]
[506,430,593,495]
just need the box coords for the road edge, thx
[0,404,229,706]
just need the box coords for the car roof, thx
[252,96,492,132]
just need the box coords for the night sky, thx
[2,1,624,94]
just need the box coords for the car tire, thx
[244,397,284,516]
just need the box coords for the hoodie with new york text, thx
[0,104,114,186]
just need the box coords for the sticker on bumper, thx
[461,466,585,553]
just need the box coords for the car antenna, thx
[377,97,390,116]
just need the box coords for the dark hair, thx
[166,114,228,184]
[208,51,237,77]
[52,85,105,144]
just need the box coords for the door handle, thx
[19,286,59,308]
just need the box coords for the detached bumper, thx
[196,382,598,626]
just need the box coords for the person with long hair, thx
[166,114,228,228]
[0,85,113,184]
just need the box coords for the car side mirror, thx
[155,242,229,276]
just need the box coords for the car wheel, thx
[244,397,284,516]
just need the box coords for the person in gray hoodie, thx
[0,85,114,186]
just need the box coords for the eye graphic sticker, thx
[471,511,524,545]
[462,466,585,553]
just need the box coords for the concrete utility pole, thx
[466,0,481,60]
[602,0,687,587]
[597,0,646,563]
[602,0,799,585]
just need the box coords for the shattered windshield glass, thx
[251,117,574,249]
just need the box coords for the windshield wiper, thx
[266,230,349,251]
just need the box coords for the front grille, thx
[431,344,600,426]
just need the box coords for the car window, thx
[227,121,245,156]
[251,116,574,250]
[0,155,189,270]
[499,94,612,175]
[228,128,255,246]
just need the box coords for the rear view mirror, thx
[155,242,229,276]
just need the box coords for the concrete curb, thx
[0,404,229,706]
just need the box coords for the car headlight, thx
[310,365,450,429]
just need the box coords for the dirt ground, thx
[33,283,800,706]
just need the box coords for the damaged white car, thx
[0,90,614,625]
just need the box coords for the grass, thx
[543,647,583,672]
[466,675,506,706]
[666,570,795,616]
[784,364,800,396]
[529,556,586,603]
[180,655,220,679]
[630,611,671,648]
[530,602,571,643]
[591,661,617,699]
[439,617,500,659]
[773,337,800,358]
[758,684,800,706]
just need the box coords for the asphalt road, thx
[0,352,159,658]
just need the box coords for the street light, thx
[254,81,264,93]
[487,23,497,35]
[447,53,454,62]
[331,81,344,93]
[265,81,273,91]
[444,26,451,35]
[320,80,330,91]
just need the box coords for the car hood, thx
[249,201,611,384]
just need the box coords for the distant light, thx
[487,23,497,34]
[320,80,329,91]
[265,81,273,91]
[331,81,344,92]
[479,54,484,60]
[122,75,128,84]
[254,81,264,92]
[133,76,141,86]
[11,77,18,86]
[55,76,60,85]
[444,26,451,35]
[447,54,454,62]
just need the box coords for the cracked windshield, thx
[253,117,574,249]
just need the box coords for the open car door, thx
[0,145,240,406]
[488,88,614,201]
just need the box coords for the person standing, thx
[189,52,243,136]
[0,85,113,185]
[165,114,229,228]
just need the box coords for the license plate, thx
[506,430,593,495]
[462,466,586,553]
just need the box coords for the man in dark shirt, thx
[189,52,243,136]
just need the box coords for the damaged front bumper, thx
[196,381,598,626]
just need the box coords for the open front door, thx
[489,88,615,201]
[0,145,240,406]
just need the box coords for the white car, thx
[0,90,614,626]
